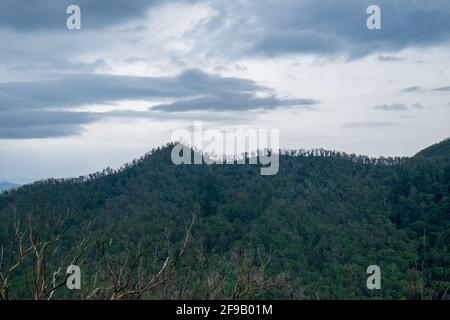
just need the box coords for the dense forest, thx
[0,139,449,300]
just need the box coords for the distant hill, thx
[0,140,449,300]
[0,181,20,193]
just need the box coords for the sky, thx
[0,0,450,183]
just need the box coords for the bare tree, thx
[1,208,89,300]
[2,206,285,300]
[85,210,197,300]
[0,210,33,300]
[230,250,284,299]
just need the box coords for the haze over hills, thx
[0,182,20,193]
[0,139,449,300]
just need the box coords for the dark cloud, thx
[0,110,99,139]
[2,0,449,58]
[198,0,450,59]
[374,103,408,111]
[0,0,449,62]
[152,93,317,112]
[0,69,315,138]
[0,0,192,31]
[0,69,266,110]
[250,29,341,57]
[0,109,252,139]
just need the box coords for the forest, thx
[0,139,449,300]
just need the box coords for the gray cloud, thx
[0,0,449,64]
[0,110,99,139]
[401,86,421,93]
[378,56,406,62]
[373,102,425,111]
[193,0,450,60]
[0,109,253,139]
[374,103,409,111]
[0,69,315,138]
[11,59,110,75]
[0,69,267,110]
[432,86,450,92]
[250,29,341,57]
[0,0,190,31]
[152,93,317,112]
[343,121,399,128]
[104,109,253,123]
[411,103,424,109]
[1,0,450,75]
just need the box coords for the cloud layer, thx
[193,0,450,59]
[0,0,185,31]
[2,0,450,59]
[0,69,316,138]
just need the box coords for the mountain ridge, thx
[14,138,447,189]
[0,139,449,299]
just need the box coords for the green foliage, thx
[0,141,449,299]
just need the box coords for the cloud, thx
[0,69,316,138]
[0,110,99,139]
[11,59,110,74]
[0,69,267,110]
[192,0,450,60]
[104,109,253,123]
[373,103,409,111]
[373,102,425,111]
[250,29,341,57]
[432,86,450,92]
[1,0,450,64]
[152,93,317,112]
[2,0,450,82]
[0,109,255,139]
[401,86,421,93]
[378,56,406,62]
[343,121,399,128]
[411,103,424,109]
[0,0,188,31]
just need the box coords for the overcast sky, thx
[1,0,450,183]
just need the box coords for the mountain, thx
[0,141,449,300]
[0,181,20,193]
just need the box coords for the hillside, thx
[415,138,450,159]
[0,141,449,300]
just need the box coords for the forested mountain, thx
[0,140,449,300]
